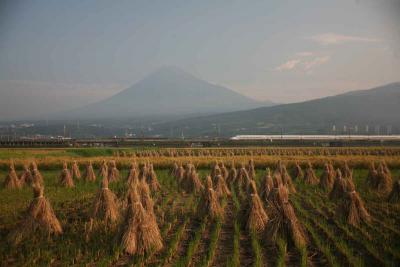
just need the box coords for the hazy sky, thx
[0,0,399,119]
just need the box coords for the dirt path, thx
[211,200,235,266]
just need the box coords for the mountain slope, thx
[65,67,269,119]
[153,82,400,137]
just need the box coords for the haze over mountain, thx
[62,67,271,119]
[152,82,400,137]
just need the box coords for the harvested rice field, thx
[0,147,400,266]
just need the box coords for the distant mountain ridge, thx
[63,66,272,119]
[151,82,400,137]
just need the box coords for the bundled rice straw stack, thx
[84,161,96,182]
[214,174,231,198]
[108,160,120,182]
[71,160,81,180]
[146,163,161,192]
[59,162,74,188]
[246,180,268,233]
[319,163,335,191]
[260,168,274,200]
[91,177,120,224]
[329,169,347,200]
[99,160,108,179]
[20,164,33,185]
[198,176,223,220]
[304,162,319,185]
[267,185,306,248]
[293,162,304,181]
[3,162,22,189]
[226,161,237,184]
[337,190,370,226]
[8,183,62,245]
[120,186,163,255]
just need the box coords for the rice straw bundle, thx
[20,165,33,185]
[171,162,179,177]
[126,163,139,188]
[343,161,353,180]
[138,179,157,223]
[372,162,393,194]
[3,162,22,189]
[146,163,161,192]
[272,169,283,188]
[279,164,296,193]
[99,160,108,179]
[365,162,378,187]
[91,177,120,224]
[198,176,223,220]
[220,162,229,179]
[260,168,274,200]
[71,160,81,180]
[120,189,163,255]
[319,163,335,191]
[214,174,231,197]
[329,169,347,200]
[108,160,120,182]
[84,161,97,182]
[59,162,74,188]
[304,162,319,185]
[182,167,204,194]
[8,183,62,245]
[211,162,221,179]
[236,164,250,189]
[246,180,268,233]
[226,162,237,184]
[337,191,370,226]
[266,185,306,248]
[293,162,304,181]
[247,159,256,180]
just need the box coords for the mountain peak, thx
[62,67,269,119]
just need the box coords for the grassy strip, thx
[158,218,189,266]
[291,197,363,267]
[226,220,241,267]
[174,218,208,267]
[302,220,340,267]
[249,230,263,267]
[276,238,287,267]
[298,186,398,264]
[200,219,222,267]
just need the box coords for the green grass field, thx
[0,163,399,266]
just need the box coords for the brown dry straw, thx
[8,183,62,245]
[215,174,231,197]
[246,180,268,233]
[99,160,108,179]
[71,160,81,180]
[226,161,237,184]
[279,163,296,193]
[126,163,139,188]
[20,164,33,185]
[304,162,319,185]
[319,163,335,191]
[120,188,163,255]
[371,162,393,194]
[365,162,378,187]
[266,185,306,248]
[59,162,74,188]
[181,166,204,194]
[146,163,161,192]
[337,191,370,226]
[293,162,304,181]
[329,169,347,200]
[91,177,120,224]
[84,161,97,182]
[198,176,223,220]
[247,159,256,180]
[220,162,229,179]
[260,168,274,200]
[3,162,22,189]
[108,160,120,182]
[236,163,250,190]
[388,180,400,203]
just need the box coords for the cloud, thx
[275,55,330,73]
[275,59,301,71]
[309,33,381,45]
[303,56,331,70]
